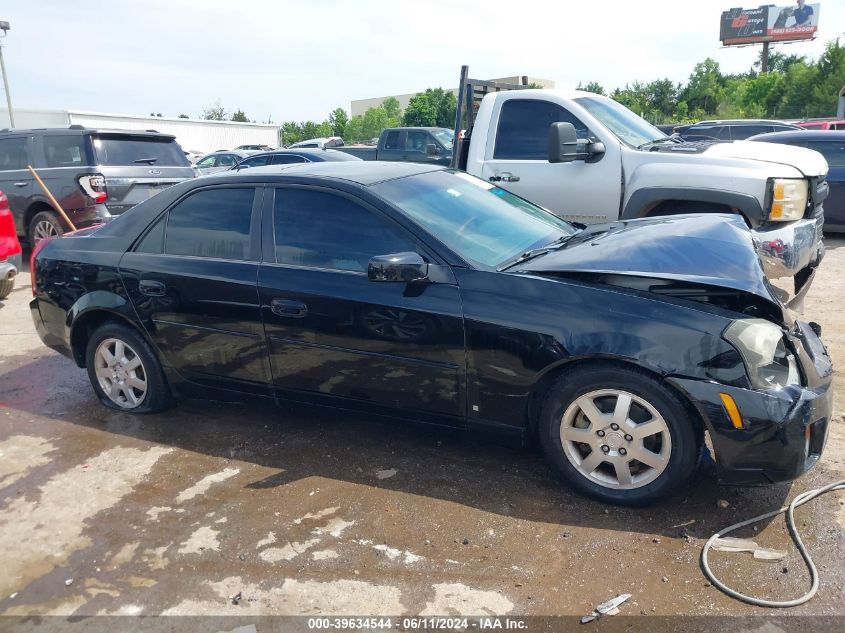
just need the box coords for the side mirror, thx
[368,252,429,283]
[426,143,439,156]
[548,122,579,163]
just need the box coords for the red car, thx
[0,190,22,299]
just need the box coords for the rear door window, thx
[494,100,589,160]
[240,155,271,167]
[0,137,29,171]
[43,135,90,167]
[165,187,256,260]
[383,131,401,150]
[271,154,307,164]
[92,135,190,167]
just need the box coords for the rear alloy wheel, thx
[85,322,173,413]
[539,365,699,505]
[29,211,63,245]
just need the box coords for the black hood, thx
[518,214,784,316]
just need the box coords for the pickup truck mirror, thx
[368,252,429,284]
[426,143,439,156]
[548,122,579,163]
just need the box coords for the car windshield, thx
[372,170,576,269]
[574,96,667,148]
[431,129,454,150]
[92,135,191,166]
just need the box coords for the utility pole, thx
[0,21,13,127]
[761,41,770,73]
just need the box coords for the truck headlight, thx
[768,178,808,221]
[724,318,800,389]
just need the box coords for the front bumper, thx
[668,321,833,485]
[752,210,824,297]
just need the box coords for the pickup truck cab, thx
[338,127,453,165]
[452,69,828,302]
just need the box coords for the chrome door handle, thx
[500,173,520,182]
[14,182,28,187]
[271,298,308,318]
[139,279,166,297]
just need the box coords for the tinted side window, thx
[0,137,29,171]
[217,154,238,167]
[383,131,401,150]
[272,154,307,164]
[165,188,255,260]
[273,189,417,273]
[494,100,589,159]
[44,135,89,167]
[715,127,732,140]
[732,125,770,139]
[135,216,165,254]
[804,141,845,167]
[196,156,215,168]
[241,155,271,167]
[406,131,428,152]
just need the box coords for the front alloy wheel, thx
[560,389,671,489]
[539,365,700,505]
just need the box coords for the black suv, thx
[676,119,802,142]
[0,126,196,243]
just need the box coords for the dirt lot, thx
[1,239,844,625]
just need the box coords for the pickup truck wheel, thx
[29,211,63,245]
[85,322,173,413]
[538,365,699,506]
[0,278,14,300]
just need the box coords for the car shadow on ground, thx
[0,350,798,541]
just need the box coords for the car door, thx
[378,130,405,162]
[0,135,35,236]
[403,130,429,163]
[480,98,621,224]
[257,186,466,423]
[805,139,845,228]
[119,185,272,393]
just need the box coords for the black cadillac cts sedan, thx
[30,162,832,505]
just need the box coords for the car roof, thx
[209,160,445,186]
[0,125,176,139]
[750,130,845,142]
[200,149,257,158]
[690,119,796,126]
[245,148,359,160]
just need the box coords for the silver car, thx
[194,150,258,175]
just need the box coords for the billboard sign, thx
[720,3,820,45]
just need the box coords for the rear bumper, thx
[668,321,833,485]
[0,252,22,280]
[30,297,74,360]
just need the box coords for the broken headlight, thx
[724,318,800,389]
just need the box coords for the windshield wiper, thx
[497,234,575,272]
[637,137,680,150]
[133,157,159,164]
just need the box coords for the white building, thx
[0,109,280,154]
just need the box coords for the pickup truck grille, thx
[808,176,829,216]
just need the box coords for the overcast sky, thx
[2,0,843,123]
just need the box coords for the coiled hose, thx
[702,479,845,607]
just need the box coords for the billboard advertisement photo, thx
[720,2,820,45]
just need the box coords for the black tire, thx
[538,364,701,506]
[0,278,13,300]
[85,321,173,413]
[28,210,63,246]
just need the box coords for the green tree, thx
[681,58,724,114]
[281,121,304,146]
[231,109,249,122]
[328,107,349,137]
[381,97,402,125]
[362,106,389,140]
[344,115,364,143]
[402,88,456,127]
[177,114,189,119]
[202,100,227,121]
[579,81,606,95]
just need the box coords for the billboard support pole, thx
[761,41,770,72]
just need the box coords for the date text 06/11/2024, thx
[306,617,529,630]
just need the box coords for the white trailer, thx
[0,108,280,154]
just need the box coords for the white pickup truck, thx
[451,68,829,302]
